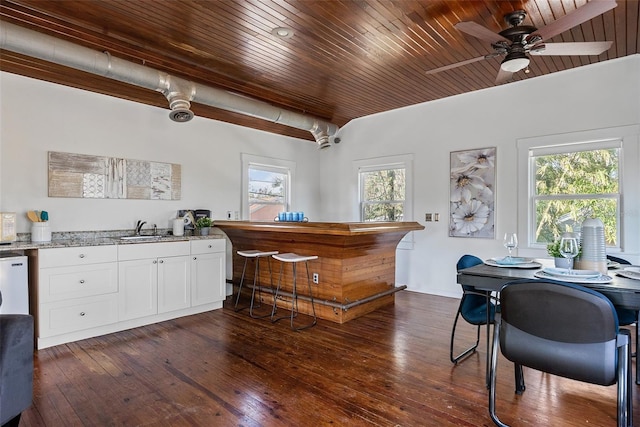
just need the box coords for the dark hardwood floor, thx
[20,291,636,426]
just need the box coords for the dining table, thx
[457,258,640,385]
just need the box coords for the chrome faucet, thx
[135,220,146,235]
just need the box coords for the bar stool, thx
[270,253,318,330]
[234,249,278,318]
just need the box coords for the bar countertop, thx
[214,220,425,235]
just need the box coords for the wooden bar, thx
[214,221,424,323]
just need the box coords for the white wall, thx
[2,56,639,299]
[0,72,322,233]
[321,55,640,297]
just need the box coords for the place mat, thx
[485,257,542,269]
[534,270,613,284]
[617,267,640,281]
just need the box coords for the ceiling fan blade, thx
[425,56,487,75]
[495,68,514,84]
[533,0,617,41]
[530,41,613,56]
[455,21,509,43]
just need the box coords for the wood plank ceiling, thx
[1,0,638,142]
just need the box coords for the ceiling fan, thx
[426,0,617,84]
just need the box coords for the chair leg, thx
[488,315,508,427]
[249,257,273,318]
[450,306,481,364]
[636,320,639,385]
[271,260,316,330]
[617,329,632,427]
[4,414,22,427]
[234,257,250,311]
[514,363,525,394]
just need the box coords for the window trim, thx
[241,153,295,220]
[517,125,639,255]
[354,154,414,249]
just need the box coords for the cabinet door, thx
[118,258,158,321]
[191,251,225,306]
[158,255,191,314]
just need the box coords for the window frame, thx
[241,153,295,221]
[530,140,622,248]
[517,125,639,255]
[354,154,414,249]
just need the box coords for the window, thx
[360,167,405,221]
[531,143,620,246]
[241,154,294,221]
[355,154,413,223]
[517,125,640,253]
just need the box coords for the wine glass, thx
[503,233,518,260]
[559,237,579,274]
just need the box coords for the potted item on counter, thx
[547,237,581,268]
[195,217,213,236]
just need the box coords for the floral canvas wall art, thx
[449,147,496,238]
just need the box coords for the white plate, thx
[617,267,640,281]
[542,267,602,279]
[535,270,613,284]
[485,258,542,269]
[607,260,621,269]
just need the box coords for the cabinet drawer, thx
[40,245,117,268]
[191,238,225,254]
[39,263,118,303]
[118,241,190,261]
[39,294,118,338]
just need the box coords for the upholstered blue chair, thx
[450,254,498,364]
[489,279,632,427]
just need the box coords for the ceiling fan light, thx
[500,56,530,72]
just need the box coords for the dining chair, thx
[489,279,632,427]
[450,254,498,364]
[607,255,639,384]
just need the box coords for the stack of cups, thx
[577,218,607,274]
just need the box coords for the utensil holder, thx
[31,222,51,243]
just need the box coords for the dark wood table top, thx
[458,259,640,310]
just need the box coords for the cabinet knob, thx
[159,260,164,264]
[208,245,212,248]
[79,312,86,316]
[193,257,197,260]
[79,279,85,284]
[153,260,157,264]
[79,254,85,258]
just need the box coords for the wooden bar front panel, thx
[215,221,424,323]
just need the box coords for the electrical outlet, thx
[313,273,319,284]
[425,213,433,222]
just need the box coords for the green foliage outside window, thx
[534,148,619,245]
[362,168,405,222]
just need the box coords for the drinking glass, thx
[503,233,518,260]
[559,237,579,274]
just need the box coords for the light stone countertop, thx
[0,229,225,252]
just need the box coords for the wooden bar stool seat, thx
[234,249,278,318]
[271,253,318,330]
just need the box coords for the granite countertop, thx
[0,229,224,252]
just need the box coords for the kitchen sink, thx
[119,235,163,241]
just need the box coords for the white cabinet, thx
[36,238,225,349]
[118,258,158,321]
[38,246,119,341]
[191,239,225,306]
[117,241,190,320]
[158,255,191,313]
